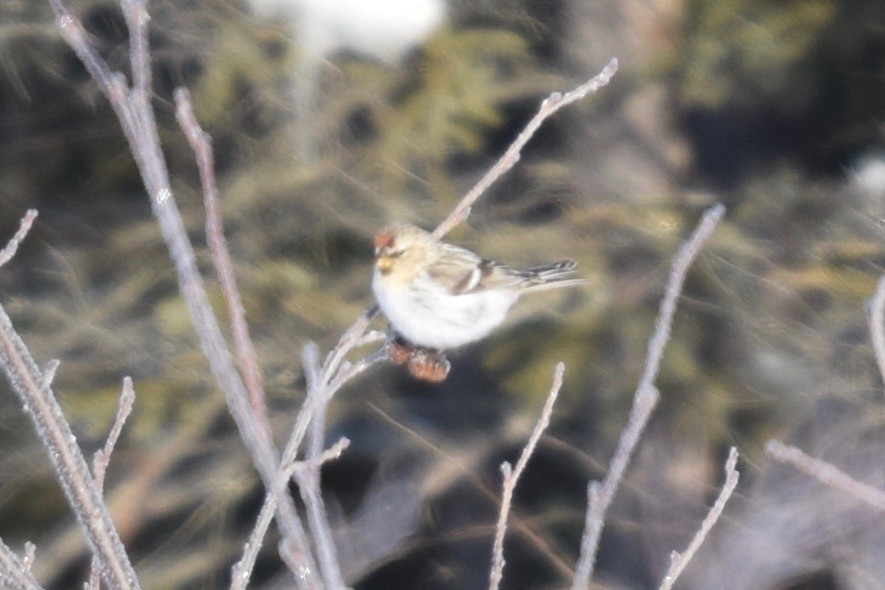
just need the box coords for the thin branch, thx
[489,362,565,590]
[87,377,137,590]
[93,377,136,490]
[0,209,38,269]
[432,58,618,240]
[1,209,137,588]
[0,539,43,590]
[231,437,350,590]
[39,359,60,391]
[572,204,726,589]
[867,275,885,399]
[765,440,885,511]
[22,543,35,573]
[173,88,269,432]
[293,435,351,590]
[46,1,321,583]
[0,306,139,589]
[658,447,740,590]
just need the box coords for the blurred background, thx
[1,0,883,588]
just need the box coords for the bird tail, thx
[520,259,586,292]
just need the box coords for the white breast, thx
[373,269,519,350]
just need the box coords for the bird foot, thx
[387,338,412,365]
[407,349,451,383]
[386,336,451,382]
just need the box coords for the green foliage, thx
[680,0,836,108]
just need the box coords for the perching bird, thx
[372,223,584,381]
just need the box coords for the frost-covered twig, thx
[867,275,885,399]
[232,438,350,590]
[0,346,135,589]
[572,204,726,589]
[488,362,565,590]
[0,209,37,270]
[0,539,42,590]
[658,447,740,590]
[87,377,136,590]
[432,59,618,240]
[0,220,139,587]
[765,440,885,511]
[293,436,352,590]
[45,0,321,583]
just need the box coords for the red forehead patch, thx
[374,231,396,250]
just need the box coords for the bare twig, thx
[572,204,726,589]
[0,209,138,588]
[22,543,35,573]
[0,539,43,590]
[231,437,351,590]
[658,447,740,590]
[174,88,269,433]
[93,377,136,490]
[867,275,885,399]
[432,59,618,240]
[765,440,885,511]
[39,359,60,392]
[0,308,139,588]
[489,362,565,590]
[87,377,137,590]
[294,435,352,590]
[0,209,37,269]
[46,1,321,583]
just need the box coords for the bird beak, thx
[376,255,393,273]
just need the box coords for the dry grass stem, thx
[488,362,565,590]
[765,440,885,511]
[432,58,618,240]
[572,204,726,589]
[658,447,740,590]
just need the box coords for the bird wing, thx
[426,244,524,295]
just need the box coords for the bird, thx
[371,223,585,381]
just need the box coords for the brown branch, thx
[432,58,618,240]
[765,440,885,511]
[489,362,565,590]
[658,447,740,590]
[572,204,726,589]
[173,88,269,434]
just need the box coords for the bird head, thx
[373,223,432,279]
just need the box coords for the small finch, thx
[372,223,584,381]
